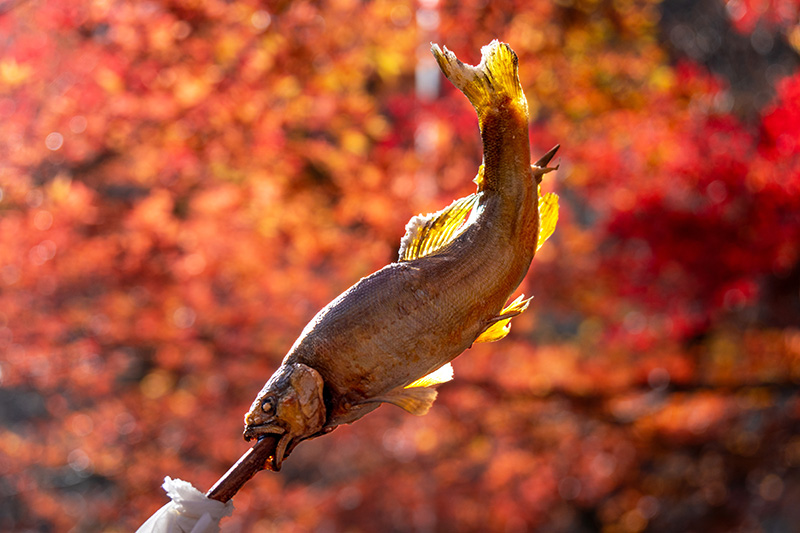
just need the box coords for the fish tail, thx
[431,40,528,119]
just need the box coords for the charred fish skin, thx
[244,41,560,470]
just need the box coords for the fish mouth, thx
[242,424,293,471]
[243,423,285,442]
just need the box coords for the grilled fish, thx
[243,41,560,470]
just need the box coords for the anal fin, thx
[537,192,559,252]
[475,294,531,343]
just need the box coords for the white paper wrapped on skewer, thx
[137,477,234,533]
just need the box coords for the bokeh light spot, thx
[251,10,271,31]
[115,412,137,435]
[70,413,94,436]
[172,20,191,40]
[558,476,582,500]
[68,115,87,134]
[647,367,670,391]
[141,370,173,399]
[33,210,53,231]
[45,132,64,151]
[759,474,784,501]
[67,448,92,474]
[390,5,412,26]
[337,486,363,510]
[173,306,196,329]
[1,265,21,285]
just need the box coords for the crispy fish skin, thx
[244,41,559,470]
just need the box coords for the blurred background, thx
[1,0,800,531]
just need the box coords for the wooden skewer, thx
[205,435,280,502]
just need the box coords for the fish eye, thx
[261,396,276,414]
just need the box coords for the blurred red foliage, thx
[1,0,799,532]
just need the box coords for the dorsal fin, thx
[398,194,479,261]
[537,192,559,252]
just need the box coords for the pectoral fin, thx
[399,194,479,261]
[366,363,455,416]
[472,165,485,189]
[475,294,531,343]
[370,386,439,416]
[537,192,559,251]
[405,362,454,389]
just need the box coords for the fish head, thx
[243,362,326,470]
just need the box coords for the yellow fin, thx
[399,194,479,261]
[364,363,454,415]
[368,387,438,416]
[405,363,454,389]
[474,321,511,343]
[537,192,559,252]
[472,164,485,189]
[474,294,531,343]
[431,40,527,121]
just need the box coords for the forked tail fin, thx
[431,40,528,121]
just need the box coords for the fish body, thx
[244,41,559,470]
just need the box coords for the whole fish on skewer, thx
[243,41,560,471]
